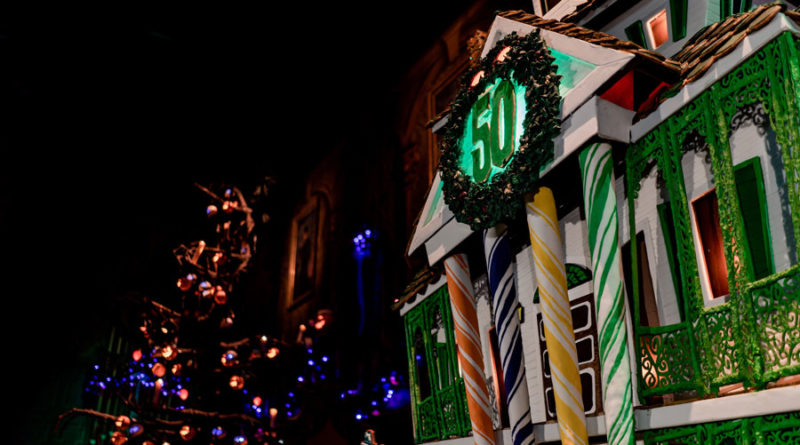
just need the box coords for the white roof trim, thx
[423,216,473,266]
[483,15,635,120]
[631,13,800,142]
[399,275,448,316]
[407,171,453,256]
[542,95,635,176]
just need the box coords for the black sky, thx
[2,2,483,442]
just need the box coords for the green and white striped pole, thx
[579,142,635,445]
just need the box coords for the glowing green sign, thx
[459,77,527,184]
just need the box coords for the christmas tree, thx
[55,182,286,444]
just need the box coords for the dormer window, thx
[646,9,669,49]
[541,0,563,13]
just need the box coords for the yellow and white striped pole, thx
[526,187,588,445]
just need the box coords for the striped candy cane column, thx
[579,143,635,445]
[526,187,588,445]
[482,226,535,445]
[444,254,496,445]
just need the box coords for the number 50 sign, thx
[462,78,522,183]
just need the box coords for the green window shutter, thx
[625,21,648,49]
[669,0,688,40]
[720,0,732,20]
[734,157,774,280]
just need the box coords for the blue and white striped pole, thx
[483,225,535,445]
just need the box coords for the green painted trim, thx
[402,286,472,441]
[669,0,688,41]
[626,34,800,398]
[624,20,648,49]
[644,410,800,444]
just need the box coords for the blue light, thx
[307,360,314,366]
[320,374,326,379]
[243,389,248,394]
[371,401,378,406]
[365,230,372,237]
[355,414,363,420]
[285,403,291,408]
[306,348,313,354]
[415,354,422,361]
[212,426,225,437]
[321,356,329,362]
[98,382,106,390]
[297,376,304,382]
[288,392,294,398]
[129,425,141,434]
[381,377,386,383]
[340,393,346,399]
[234,436,247,444]
[93,365,99,370]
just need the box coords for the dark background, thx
[2,2,483,443]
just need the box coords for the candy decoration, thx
[444,254,496,445]
[579,143,635,445]
[526,187,588,445]
[482,226,535,445]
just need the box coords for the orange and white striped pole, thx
[444,254,496,445]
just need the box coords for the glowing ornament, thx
[155,378,164,390]
[252,396,262,407]
[129,424,144,438]
[177,274,196,292]
[221,350,238,367]
[269,407,278,417]
[199,281,213,297]
[171,364,182,376]
[211,426,226,439]
[266,347,279,359]
[178,388,189,400]
[220,316,234,328]
[160,345,175,361]
[214,286,227,305]
[115,415,131,429]
[111,431,128,445]
[212,252,223,263]
[233,436,248,445]
[260,335,268,343]
[151,363,166,378]
[179,425,196,441]
[229,375,245,390]
[206,205,218,217]
[132,349,143,362]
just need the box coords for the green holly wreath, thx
[440,30,561,230]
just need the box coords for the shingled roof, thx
[635,2,800,119]
[498,9,682,75]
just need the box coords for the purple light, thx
[98,382,106,390]
[93,365,99,370]
[306,348,313,354]
[297,376,304,382]
[129,425,142,434]
[307,360,314,366]
[371,410,380,417]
